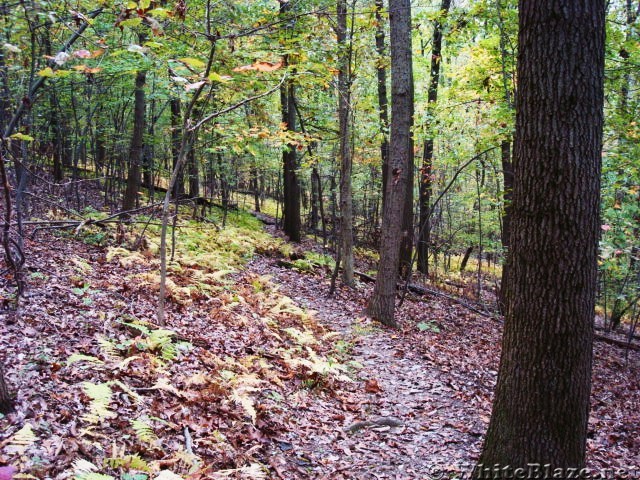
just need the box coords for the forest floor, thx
[0,207,639,479]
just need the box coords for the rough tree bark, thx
[374,0,390,214]
[367,0,413,327]
[417,0,451,275]
[337,0,355,286]
[476,0,605,472]
[279,0,301,242]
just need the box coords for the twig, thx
[183,426,194,455]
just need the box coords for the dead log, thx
[354,270,495,318]
[251,211,277,225]
[594,334,640,351]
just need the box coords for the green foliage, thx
[82,382,115,424]
[130,419,160,447]
[291,251,335,273]
[105,453,151,472]
[417,321,441,333]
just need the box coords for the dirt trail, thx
[250,248,640,479]
[250,255,494,479]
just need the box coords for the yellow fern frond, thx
[229,374,262,424]
[67,353,104,366]
[283,327,317,346]
[106,247,147,268]
[131,418,159,446]
[147,329,178,360]
[97,336,121,362]
[211,463,267,479]
[105,453,151,472]
[5,423,37,455]
[82,382,115,424]
[269,296,304,317]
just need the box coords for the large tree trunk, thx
[397,0,415,278]
[366,0,413,327]
[279,0,301,242]
[374,0,390,215]
[122,70,146,211]
[477,0,604,472]
[337,0,354,286]
[417,0,451,275]
[281,81,301,242]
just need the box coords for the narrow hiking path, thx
[250,254,497,479]
[246,225,640,478]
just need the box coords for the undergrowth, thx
[2,204,354,479]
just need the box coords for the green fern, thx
[82,382,115,424]
[105,453,151,472]
[131,418,159,446]
[147,329,177,360]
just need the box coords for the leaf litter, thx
[0,213,638,479]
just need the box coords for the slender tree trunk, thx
[310,165,320,229]
[367,0,413,327]
[374,0,390,215]
[459,245,474,272]
[252,163,261,212]
[496,0,515,315]
[95,123,106,175]
[42,24,64,182]
[50,93,64,182]
[476,0,604,471]
[122,70,146,211]
[170,96,184,197]
[281,82,301,242]
[188,144,199,198]
[337,0,355,286]
[312,167,328,246]
[0,38,9,139]
[498,140,513,313]
[418,0,451,275]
